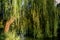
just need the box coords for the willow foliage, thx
[0,0,59,40]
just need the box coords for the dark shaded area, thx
[0,0,5,37]
[0,34,5,40]
[0,28,3,34]
[0,13,3,21]
[25,27,34,38]
[57,3,60,8]
[57,3,60,39]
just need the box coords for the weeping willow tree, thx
[0,0,59,40]
[28,0,58,38]
[3,0,29,40]
[46,0,58,37]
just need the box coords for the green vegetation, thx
[0,0,59,40]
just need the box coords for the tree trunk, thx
[4,17,15,33]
